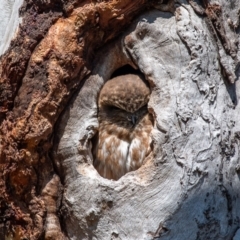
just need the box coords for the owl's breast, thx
[93,113,153,180]
[94,131,131,180]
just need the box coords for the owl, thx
[93,73,153,180]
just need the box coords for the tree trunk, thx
[1,0,240,239]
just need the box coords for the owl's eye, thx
[108,105,120,111]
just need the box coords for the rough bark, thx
[1,0,240,239]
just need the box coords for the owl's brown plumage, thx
[93,74,153,180]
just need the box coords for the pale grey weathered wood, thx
[0,0,23,55]
[55,4,240,239]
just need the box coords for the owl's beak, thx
[131,115,137,125]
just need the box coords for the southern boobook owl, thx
[93,73,153,180]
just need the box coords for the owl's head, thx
[98,74,150,128]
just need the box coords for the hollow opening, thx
[110,64,141,78]
[92,65,153,181]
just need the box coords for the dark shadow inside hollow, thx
[110,64,141,78]
[92,66,153,181]
[223,75,238,106]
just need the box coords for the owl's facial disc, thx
[98,73,151,129]
[99,104,148,128]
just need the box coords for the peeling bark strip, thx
[1,0,240,239]
[0,1,63,117]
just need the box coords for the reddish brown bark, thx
[0,0,153,238]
